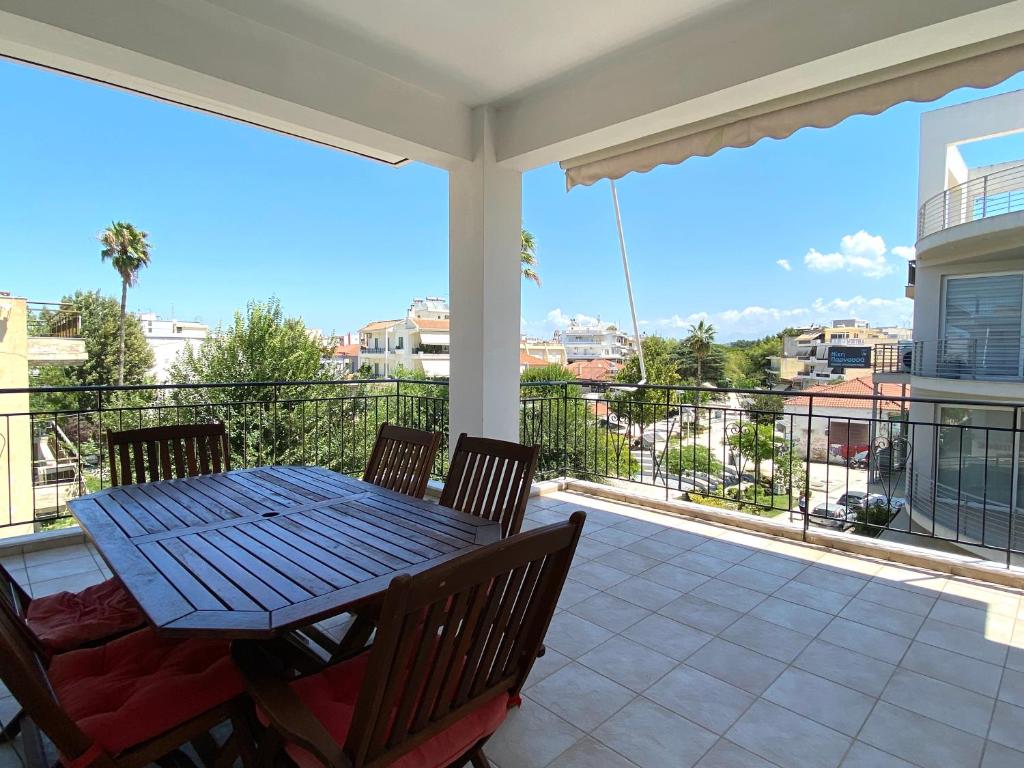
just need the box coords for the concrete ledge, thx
[425,478,565,499]
[563,479,1024,590]
[0,525,85,556]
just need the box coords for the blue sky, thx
[3,59,1024,342]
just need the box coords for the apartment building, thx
[555,320,635,363]
[359,297,450,377]
[876,90,1024,556]
[138,312,210,382]
[769,320,911,388]
[520,337,567,366]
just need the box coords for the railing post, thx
[982,174,988,219]
[942,189,948,229]
[665,387,671,502]
[395,378,401,423]
[803,394,813,541]
[561,382,569,480]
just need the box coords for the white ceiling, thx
[203,0,737,104]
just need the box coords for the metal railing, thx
[26,301,82,338]
[1,379,1022,567]
[874,338,1024,380]
[918,162,1024,239]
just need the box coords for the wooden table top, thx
[69,466,500,638]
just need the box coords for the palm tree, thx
[521,228,540,286]
[99,222,152,385]
[684,320,716,384]
[684,320,716,431]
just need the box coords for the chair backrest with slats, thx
[107,422,231,486]
[362,424,442,499]
[344,513,584,768]
[438,434,540,537]
[0,599,95,763]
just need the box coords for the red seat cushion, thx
[48,628,244,758]
[26,578,145,655]
[281,652,510,768]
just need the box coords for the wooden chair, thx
[0,603,253,768]
[107,422,231,486]
[439,434,540,537]
[362,424,441,499]
[235,512,585,768]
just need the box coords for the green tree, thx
[609,336,681,433]
[519,364,637,482]
[744,392,784,426]
[673,343,727,385]
[99,222,152,385]
[665,444,723,478]
[521,228,540,286]
[683,320,716,384]
[727,422,783,479]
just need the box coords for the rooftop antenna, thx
[609,178,647,391]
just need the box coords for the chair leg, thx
[334,613,376,659]
[254,725,283,768]
[467,746,490,768]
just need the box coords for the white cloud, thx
[891,245,916,260]
[545,308,600,329]
[776,259,792,271]
[803,229,893,278]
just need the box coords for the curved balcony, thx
[874,337,1024,381]
[917,163,1024,240]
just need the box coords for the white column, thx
[449,107,522,444]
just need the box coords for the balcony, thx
[3,485,1022,768]
[875,338,1023,381]
[918,163,1024,239]
[25,301,87,366]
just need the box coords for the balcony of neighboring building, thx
[875,336,1024,389]
[916,162,1024,263]
[25,300,87,366]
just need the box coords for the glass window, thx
[942,274,1023,377]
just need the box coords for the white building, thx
[877,90,1024,556]
[138,313,209,382]
[555,321,634,363]
[359,297,450,378]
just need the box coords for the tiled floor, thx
[1,491,1023,768]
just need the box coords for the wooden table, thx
[68,466,500,638]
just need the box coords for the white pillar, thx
[449,107,522,444]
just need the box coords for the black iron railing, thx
[1,379,1021,567]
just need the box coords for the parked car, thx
[810,502,857,528]
[836,491,869,512]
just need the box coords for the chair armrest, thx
[232,641,353,768]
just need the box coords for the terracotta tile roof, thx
[412,318,450,331]
[567,359,617,381]
[785,375,908,411]
[333,343,360,357]
[520,351,549,367]
[360,319,401,332]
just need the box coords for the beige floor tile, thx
[487,699,584,768]
[22,544,90,567]
[577,635,676,692]
[606,575,682,610]
[568,592,650,633]
[686,639,785,695]
[720,615,811,663]
[527,662,635,731]
[611,518,669,537]
[941,579,1021,618]
[695,739,778,768]
[748,596,832,636]
[988,700,1024,753]
[793,639,896,697]
[742,551,810,579]
[587,527,644,548]
[572,538,616,561]
[793,565,868,597]
[899,641,1003,697]
[774,580,852,614]
[593,698,718,768]
[838,597,925,639]
[858,580,938,616]
[27,554,99,583]
[29,569,104,597]
[645,664,754,734]
[930,598,1015,642]
[593,548,660,576]
[621,614,712,661]
[763,668,875,736]
[726,699,851,768]
[982,741,1024,768]
[716,563,788,594]
[859,701,985,768]
[543,612,613,658]
[916,618,1008,666]
[643,562,709,593]
[545,737,640,768]
[567,561,629,591]
[656,529,710,550]
[816,551,883,577]
[692,540,756,564]
[668,551,733,577]
[555,578,599,609]
[657,593,743,634]
[624,537,688,561]
[522,648,571,690]
[818,617,911,665]
[840,742,917,768]
[690,579,766,613]
[881,669,995,737]
[999,668,1024,708]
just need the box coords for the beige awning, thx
[562,36,1024,190]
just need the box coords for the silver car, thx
[810,502,857,528]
